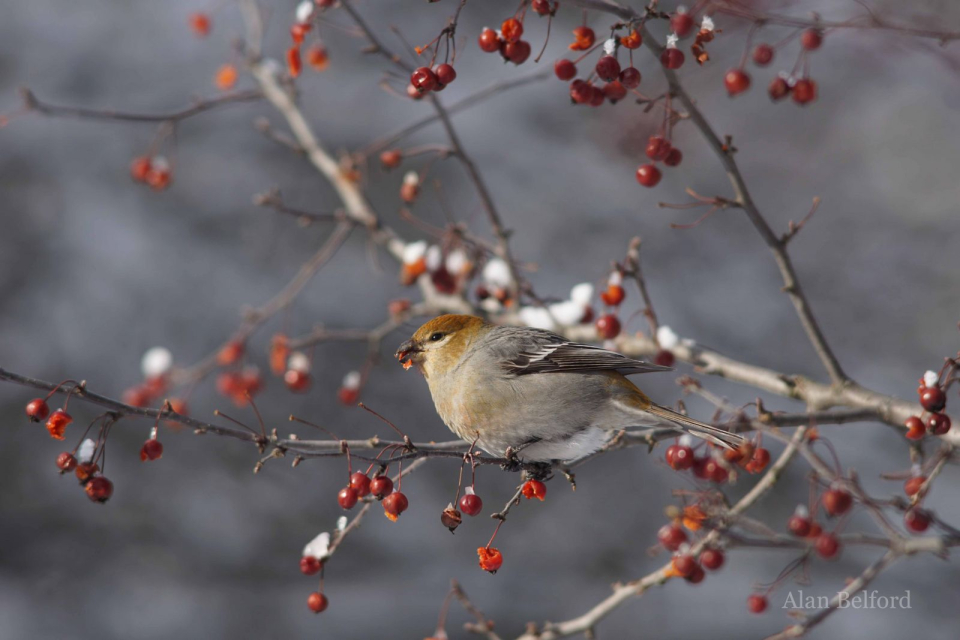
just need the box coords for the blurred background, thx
[2,1,959,638]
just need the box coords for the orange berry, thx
[521,479,547,501]
[129,156,152,182]
[215,64,238,91]
[287,46,302,78]
[477,547,503,573]
[306,44,329,71]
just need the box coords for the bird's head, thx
[395,314,489,376]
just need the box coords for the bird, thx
[395,314,743,463]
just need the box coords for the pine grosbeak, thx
[396,314,743,462]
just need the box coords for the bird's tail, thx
[643,403,745,450]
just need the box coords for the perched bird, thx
[395,314,743,462]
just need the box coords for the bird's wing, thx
[490,326,671,376]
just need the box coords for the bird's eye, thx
[429,332,444,342]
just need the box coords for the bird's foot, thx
[500,446,523,472]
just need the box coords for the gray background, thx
[2,1,959,638]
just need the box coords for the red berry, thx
[635,164,662,188]
[806,522,823,539]
[501,17,523,43]
[411,67,438,93]
[699,548,724,571]
[284,369,311,392]
[768,77,790,101]
[920,387,946,412]
[752,44,774,66]
[370,475,394,499]
[338,486,359,509]
[905,416,926,440]
[670,13,695,38]
[383,491,409,519]
[704,458,729,483]
[661,48,685,70]
[800,29,823,51]
[904,476,926,497]
[307,591,329,614]
[645,136,672,161]
[350,472,371,497]
[189,13,211,37]
[724,69,751,96]
[927,413,951,435]
[140,438,163,462]
[787,514,812,537]
[130,156,152,182]
[478,28,501,53]
[521,479,547,501]
[595,314,621,340]
[691,456,710,479]
[655,349,676,367]
[380,149,402,169]
[26,398,50,422]
[337,386,359,405]
[478,546,503,573]
[822,487,853,516]
[672,554,697,577]
[554,59,577,80]
[502,40,531,65]
[85,476,114,503]
[792,78,817,105]
[532,0,553,16]
[56,452,78,472]
[657,524,688,551]
[45,409,73,440]
[685,563,705,584]
[904,508,931,533]
[666,444,694,470]
[619,67,641,89]
[747,594,768,614]
[300,556,322,575]
[460,493,483,516]
[815,532,840,558]
[435,63,457,86]
[588,84,605,107]
[603,81,627,103]
[569,79,592,104]
[663,148,683,167]
[595,55,621,82]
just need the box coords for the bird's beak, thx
[395,339,421,369]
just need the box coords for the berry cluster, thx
[410,63,457,94]
[904,370,952,439]
[26,394,118,503]
[729,28,823,104]
[657,518,725,587]
[286,1,331,78]
[478,17,531,66]
[129,155,172,191]
[398,240,475,297]
[664,435,771,482]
